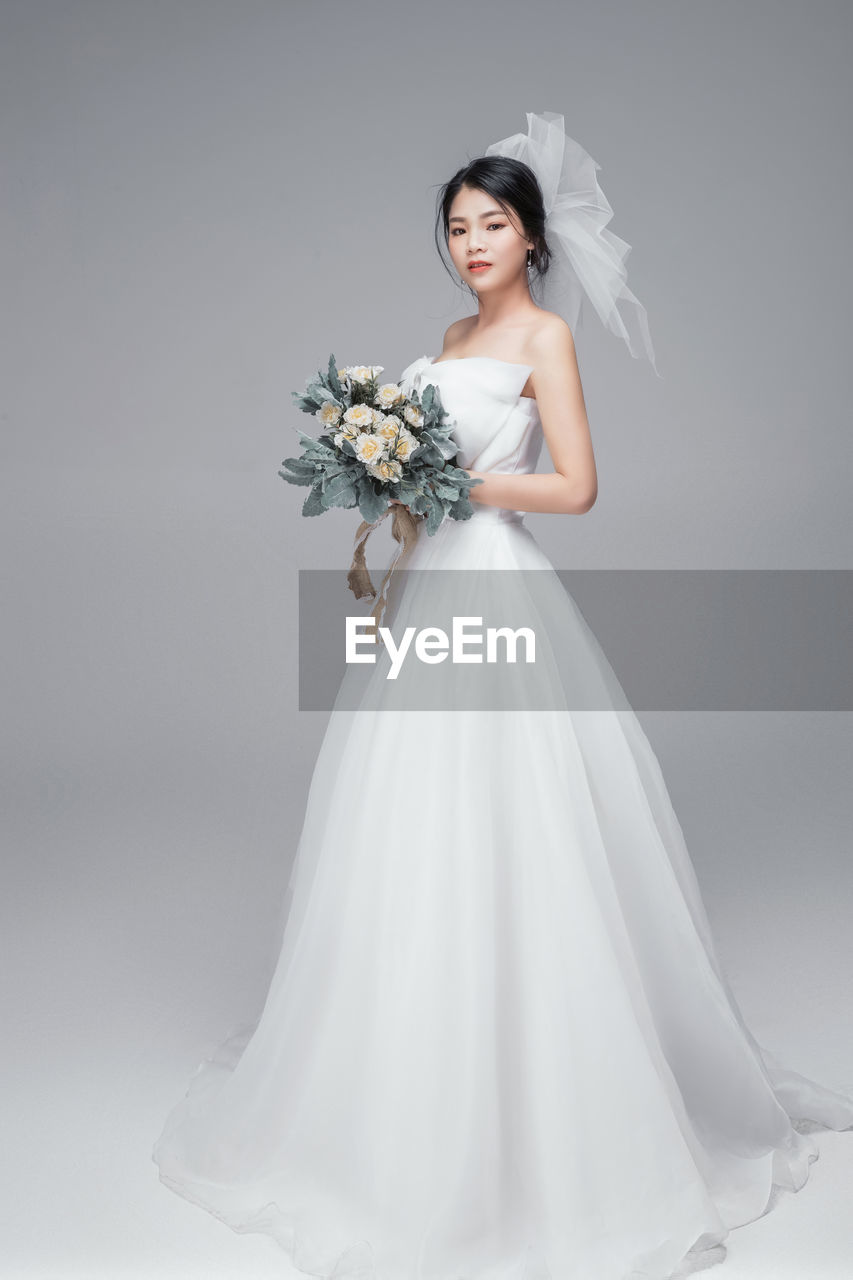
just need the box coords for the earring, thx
[527,248,534,268]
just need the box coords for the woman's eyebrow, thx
[448,209,504,223]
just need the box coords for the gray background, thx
[2,1,852,1276]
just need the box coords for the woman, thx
[153,111,853,1280]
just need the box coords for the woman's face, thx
[446,185,531,291]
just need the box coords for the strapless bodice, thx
[398,354,544,525]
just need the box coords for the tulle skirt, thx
[153,506,853,1280]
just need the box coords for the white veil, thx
[485,110,661,377]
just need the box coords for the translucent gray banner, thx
[296,569,853,712]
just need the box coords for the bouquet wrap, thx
[347,504,421,641]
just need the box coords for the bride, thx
[153,111,853,1280]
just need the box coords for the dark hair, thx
[433,155,552,302]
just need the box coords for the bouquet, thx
[279,354,483,628]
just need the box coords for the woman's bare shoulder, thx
[526,312,576,363]
[528,310,574,344]
[440,316,477,347]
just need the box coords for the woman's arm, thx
[469,319,597,516]
[466,468,595,515]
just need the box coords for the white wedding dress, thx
[153,354,853,1280]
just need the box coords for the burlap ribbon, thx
[347,504,422,644]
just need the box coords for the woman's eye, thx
[450,223,505,235]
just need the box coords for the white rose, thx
[375,414,403,443]
[343,403,375,430]
[354,433,387,465]
[394,429,419,462]
[367,457,403,482]
[375,382,403,408]
[316,401,343,427]
[348,365,384,385]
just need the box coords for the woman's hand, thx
[390,469,484,514]
[466,469,485,502]
[389,497,421,517]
